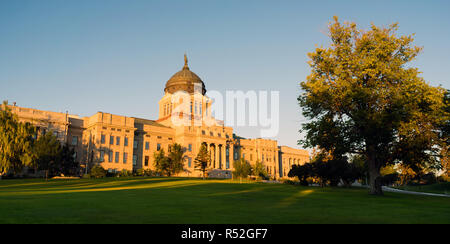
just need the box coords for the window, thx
[110,136,114,145]
[200,102,202,115]
[190,102,193,113]
[157,144,161,151]
[109,151,113,162]
[123,153,128,164]
[115,152,119,163]
[188,144,192,152]
[71,136,78,146]
[116,137,120,146]
[133,140,138,149]
[195,102,198,114]
[124,137,128,146]
[188,157,192,168]
[145,142,150,150]
[100,151,105,162]
[144,156,149,166]
[53,131,59,138]
[101,134,106,144]
[73,152,77,160]
[133,155,137,166]
[202,130,205,135]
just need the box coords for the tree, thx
[232,158,252,183]
[288,163,313,186]
[0,101,35,178]
[252,160,268,180]
[167,143,185,177]
[194,144,210,180]
[153,149,169,176]
[58,144,79,176]
[90,165,106,178]
[33,131,62,180]
[299,17,447,195]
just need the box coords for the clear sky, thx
[1,0,449,149]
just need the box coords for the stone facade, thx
[6,57,309,179]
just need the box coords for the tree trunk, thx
[368,156,383,195]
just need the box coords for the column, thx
[229,145,234,170]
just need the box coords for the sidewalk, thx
[382,186,450,198]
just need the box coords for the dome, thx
[164,55,206,95]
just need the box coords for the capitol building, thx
[7,56,309,179]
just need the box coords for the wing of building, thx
[5,56,309,179]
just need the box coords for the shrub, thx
[422,173,437,185]
[118,169,132,177]
[82,174,91,179]
[381,173,399,186]
[281,179,299,185]
[137,168,153,177]
[90,165,107,178]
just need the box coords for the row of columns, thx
[204,142,233,170]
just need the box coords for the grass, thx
[0,177,449,224]
[394,182,450,195]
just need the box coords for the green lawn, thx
[394,182,450,195]
[0,177,449,224]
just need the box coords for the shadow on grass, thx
[0,177,220,196]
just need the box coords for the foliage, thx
[59,144,79,176]
[194,144,210,179]
[288,163,313,186]
[299,17,448,195]
[381,173,399,186]
[33,131,62,179]
[153,149,169,176]
[136,168,153,177]
[153,144,185,177]
[232,158,252,180]
[118,169,132,177]
[288,151,364,187]
[90,165,107,178]
[0,101,35,177]
[166,143,185,177]
[252,161,269,180]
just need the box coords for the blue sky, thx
[1,0,449,148]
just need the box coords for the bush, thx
[422,173,437,185]
[381,173,399,186]
[281,179,299,185]
[137,168,153,177]
[90,165,107,178]
[82,174,91,179]
[118,169,132,177]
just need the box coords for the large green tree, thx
[153,144,185,177]
[33,131,62,180]
[0,101,35,178]
[194,144,210,180]
[299,17,447,195]
[153,149,169,176]
[167,143,185,177]
[232,158,252,183]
